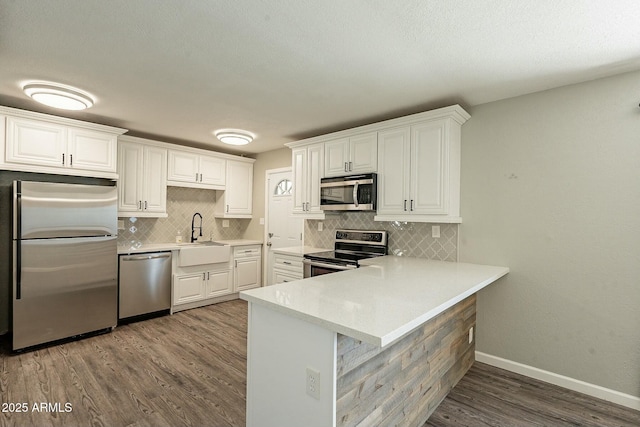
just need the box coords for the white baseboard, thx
[475,351,640,411]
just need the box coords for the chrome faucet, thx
[191,213,203,243]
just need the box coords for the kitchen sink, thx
[178,242,231,266]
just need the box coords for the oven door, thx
[303,259,357,278]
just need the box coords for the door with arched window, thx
[265,168,303,285]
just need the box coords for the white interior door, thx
[265,168,303,285]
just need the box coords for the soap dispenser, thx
[176,231,183,243]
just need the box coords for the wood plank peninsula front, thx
[240,256,509,427]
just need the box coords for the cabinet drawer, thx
[233,245,261,258]
[273,253,303,272]
[273,269,302,284]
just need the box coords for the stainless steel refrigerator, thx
[12,180,118,350]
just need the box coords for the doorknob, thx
[266,242,272,247]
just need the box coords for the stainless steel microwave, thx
[320,173,377,211]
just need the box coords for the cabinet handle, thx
[139,200,142,210]
[195,173,199,182]
[349,161,352,171]
[62,153,65,165]
[144,200,148,210]
[199,173,203,182]
[235,260,238,268]
[411,199,414,211]
[344,162,348,172]
[203,272,206,280]
[404,200,407,211]
[207,272,210,280]
[70,154,73,166]
[226,204,229,213]
[283,261,291,265]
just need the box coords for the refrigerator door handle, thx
[13,181,22,300]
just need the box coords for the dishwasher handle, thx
[121,253,171,261]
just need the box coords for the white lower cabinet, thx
[173,273,206,305]
[172,259,233,311]
[233,245,262,291]
[272,252,304,284]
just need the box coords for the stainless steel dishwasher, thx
[118,251,172,320]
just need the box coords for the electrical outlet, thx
[306,367,320,400]
[117,220,125,230]
[469,327,474,344]
[431,225,440,238]
[259,217,265,225]
[318,222,323,231]
[222,220,229,228]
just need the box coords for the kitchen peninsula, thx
[240,256,508,427]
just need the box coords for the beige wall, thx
[244,147,292,241]
[460,70,640,397]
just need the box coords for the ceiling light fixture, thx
[214,129,254,146]
[22,81,94,110]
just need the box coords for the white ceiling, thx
[1,1,640,155]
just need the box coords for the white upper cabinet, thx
[376,110,467,223]
[287,105,469,223]
[167,149,226,189]
[214,159,254,218]
[324,132,377,177]
[1,107,124,179]
[117,137,167,218]
[291,142,324,218]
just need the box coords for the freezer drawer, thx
[12,236,117,350]
[119,252,172,319]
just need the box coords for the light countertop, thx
[213,239,262,246]
[117,239,262,254]
[118,243,184,254]
[271,246,330,256]
[240,256,508,347]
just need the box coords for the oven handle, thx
[302,259,358,271]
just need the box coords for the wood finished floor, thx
[1,299,639,427]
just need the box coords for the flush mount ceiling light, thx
[214,129,255,146]
[22,81,94,110]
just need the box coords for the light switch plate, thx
[431,225,440,238]
[222,220,230,228]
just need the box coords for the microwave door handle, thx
[353,182,359,208]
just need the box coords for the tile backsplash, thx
[117,186,248,247]
[305,212,458,261]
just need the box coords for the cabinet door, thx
[235,257,261,291]
[226,161,253,215]
[291,148,307,213]
[199,154,226,186]
[306,143,324,213]
[324,138,349,177]
[376,127,411,215]
[206,270,233,297]
[349,132,377,174]
[173,273,205,305]
[6,117,66,168]
[142,146,167,213]
[117,142,143,212]
[167,150,199,183]
[411,121,448,215]
[68,128,117,173]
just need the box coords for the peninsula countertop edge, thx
[240,256,509,347]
